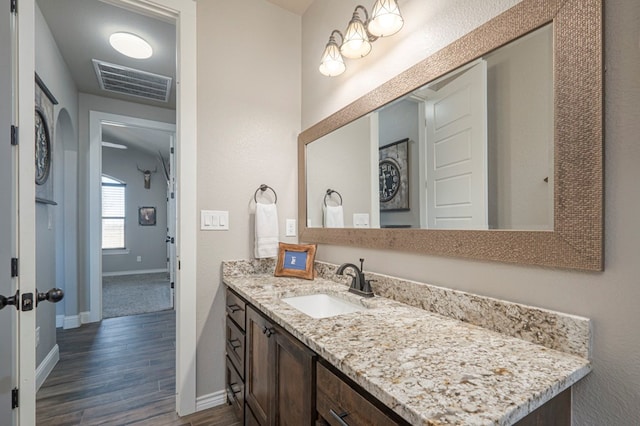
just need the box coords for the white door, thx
[1,5,17,424]
[425,60,488,229]
[167,135,176,308]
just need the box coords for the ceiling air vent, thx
[92,59,172,102]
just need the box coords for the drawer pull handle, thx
[262,326,275,337]
[329,409,350,426]
[228,338,242,349]
[227,304,242,313]
[227,383,241,395]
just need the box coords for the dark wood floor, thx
[37,310,240,426]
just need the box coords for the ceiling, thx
[37,0,311,158]
[37,0,176,157]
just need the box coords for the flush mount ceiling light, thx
[109,32,153,59]
[319,0,404,77]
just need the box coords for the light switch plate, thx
[286,219,297,236]
[201,210,229,230]
[353,213,370,228]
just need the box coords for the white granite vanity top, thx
[222,260,591,426]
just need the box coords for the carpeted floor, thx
[102,272,172,318]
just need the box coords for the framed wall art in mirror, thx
[298,0,603,271]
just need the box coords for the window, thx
[102,175,126,249]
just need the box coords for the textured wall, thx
[302,0,640,424]
[195,0,301,396]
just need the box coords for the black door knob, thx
[36,288,64,306]
[0,291,19,311]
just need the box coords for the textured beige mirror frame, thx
[298,0,603,271]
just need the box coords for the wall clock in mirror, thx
[35,108,51,185]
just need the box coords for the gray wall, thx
[35,2,79,360]
[102,146,168,274]
[302,0,640,424]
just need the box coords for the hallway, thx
[36,311,239,425]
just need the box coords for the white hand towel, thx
[255,202,279,258]
[323,205,344,228]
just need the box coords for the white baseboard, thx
[195,389,227,411]
[57,312,92,329]
[36,344,59,391]
[102,268,168,277]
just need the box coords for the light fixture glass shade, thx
[319,38,346,77]
[367,0,404,37]
[340,14,372,59]
[109,32,153,59]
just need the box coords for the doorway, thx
[20,0,198,421]
[94,113,177,319]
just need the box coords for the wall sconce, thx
[319,0,404,77]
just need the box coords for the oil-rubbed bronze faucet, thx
[336,258,374,297]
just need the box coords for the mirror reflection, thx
[306,24,553,230]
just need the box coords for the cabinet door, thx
[246,306,274,426]
[274,329,316,426]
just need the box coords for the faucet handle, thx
[363,279,376,294]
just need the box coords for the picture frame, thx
[138,206,156,226]
[379,138,409,211]
[274,242,317,280]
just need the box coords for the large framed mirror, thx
[298,0,602,270]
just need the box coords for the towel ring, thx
[324,189,342,207]
[254,184,277,204]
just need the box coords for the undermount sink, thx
[281,293,367,319]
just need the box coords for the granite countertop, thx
[222,260,591,426]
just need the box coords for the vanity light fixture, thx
[109,32,153,59]
[319,0,404,77]
[319,30,347,77]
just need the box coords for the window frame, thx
[101,175,127,250]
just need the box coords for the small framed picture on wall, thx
[138,206,156,226]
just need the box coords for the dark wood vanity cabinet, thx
[316,362,404,426]
[226,286,570,426]
[245,305,316,425]
[225,288,247,424]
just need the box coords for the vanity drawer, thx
[226,288,246,330]
[225,356,244,423]
[316,363,401,426]
[226,317,245,378]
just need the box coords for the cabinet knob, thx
[262,326,275,337]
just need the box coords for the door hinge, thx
[10,125,18,146]
[11,258,18,277]
[178,261,181,270]
[171,282,174,289]
[11,388,18,409]
[10,0,17,14]
[170,147,174,154]
[171,192,174,199]
[21,293,33,311]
